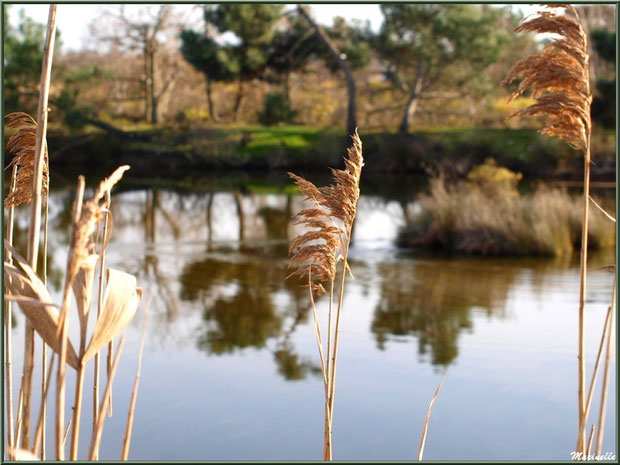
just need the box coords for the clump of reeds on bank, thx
[287,130,364,461]
[4,5,147,462]
[399,165,614,257]
[499,3,616,457]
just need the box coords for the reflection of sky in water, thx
[6,187,616,460]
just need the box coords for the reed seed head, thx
[287,131,364,295]
[501,4,591,152]
[4,112,49,208]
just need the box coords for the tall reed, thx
[22,5,57,447]
[501,4,594,453]
[4,108,51,458]
[287,131,364,460]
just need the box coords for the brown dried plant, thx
[287,130,363,295]
[501,4,591,152]
[4,112,49,208]
[501,4,600,456]
[287,130,364,461]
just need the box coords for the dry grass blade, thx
[32,352,56,455]
[4,248,80,370]
[595,281,615,456]
[418,367,450,461]
[589,196,615,223]
[121,295,152,460]
[586,424,595,457]
[82,269,142,363]
[4,112,49,209]
[89,336,125,460]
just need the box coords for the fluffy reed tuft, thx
[4,112,48,208]
[64,166,130,302]
[287,131,364,295]
[501,5,591,151]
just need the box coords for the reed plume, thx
[287,130,364,460]
[501,4,596,455]
[4,112,48,209]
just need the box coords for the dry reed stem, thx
[121,295,152,460]
[24,6,57,446]
[32,352,56,455]
[57,176,85,460]
[307,271,333,460]
[93,196,111,440]
[589,196,616,223]
[70,364,86,460]
[288,131,363,460]
[324,282,334,460]
[63,420,72,447]
[4,165,18,456]
[586,424,595,457]
[14,381,24,452]
[41,198,50,460]
[595,280,615,456]
[418,367,450,461]
[89,336,125,460]
[502,4,592,452]
[574,302,613,452]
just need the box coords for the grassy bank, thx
[40,123,616,180]
[398,171,616,256]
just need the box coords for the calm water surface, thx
[7,176,616,460]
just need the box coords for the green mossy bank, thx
[41,125,616,181]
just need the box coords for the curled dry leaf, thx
[82,268,142,364]
[72,251,100,353]
[4,246,80,370]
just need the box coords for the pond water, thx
[6,174,616,460]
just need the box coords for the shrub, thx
[399,171,615,256]
[258,92,297,125]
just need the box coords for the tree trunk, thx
[298,5,356,135]
[232,79,244,123]
[206,78,219,123]
[399,57,424,135]
[234,191,245,245]
[283,70,291,110]
[399,94,419,135]
[144,46,151,123]
[149,44,158,124]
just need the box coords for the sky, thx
[7,3,538,52]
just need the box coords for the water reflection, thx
[371,260,514,365]
[8,182,616,380]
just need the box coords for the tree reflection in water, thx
[179,246,321,380]
[371,259,517,366]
